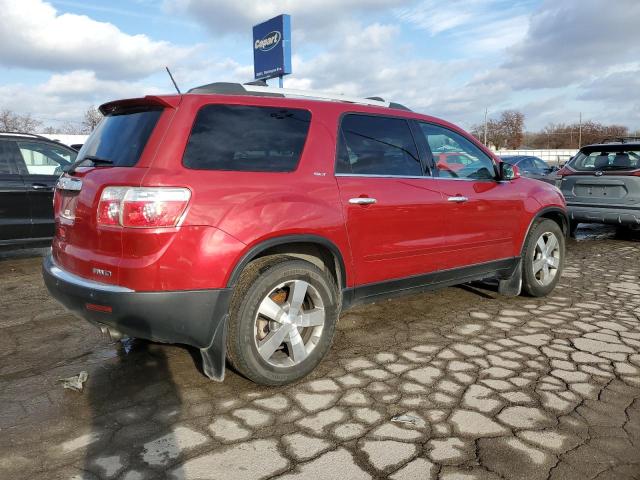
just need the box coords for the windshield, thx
[76,106,163,167]
[570,148,640,172]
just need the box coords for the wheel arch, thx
[520,206,569,255]
[226,235,348,291]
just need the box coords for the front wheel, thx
[226,256,340,385]
[521,219,565,297]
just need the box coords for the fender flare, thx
[225,234,348,289]
[520,206,569,256]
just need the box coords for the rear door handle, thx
[447,196,468,203]
[349,197,377,205]
[31,184,53,190]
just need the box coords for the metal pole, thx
[483,107,488,146]
[578,112,582,148]
[279,76,283,88]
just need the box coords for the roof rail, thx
[0,131,63,142]
[599,136,640,144]
[186,82,412,111]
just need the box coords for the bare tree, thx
[0,109,42,133]
[526,121,628,149]
[82,106,102,133]
[471,110,525,149]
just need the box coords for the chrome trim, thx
[349,197,377,205]
[48,258,134,293]
[335,173,432,179]
[436,177,497,182]
[448,196,468,203]
[56,176,83,191]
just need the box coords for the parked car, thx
[555,138,640,235]
[43,83,567,385]
[500,155,557,183]
[0,132,77,248]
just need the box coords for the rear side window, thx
[336,114,422,176]
[183,105,311,172]
[77,107,162,167]
[0,140,19,174]
[570,149,640,171]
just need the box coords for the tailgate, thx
[562,175,640,206]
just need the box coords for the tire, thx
[226,256,340,385]
[522,218,565,297]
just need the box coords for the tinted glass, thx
[17,141,76,175]
[570,148,640,172]
[418,123,495,180]
[183,105,311,172]
[336,114,422,176]
[77,107,162,167]
[532,158,549,171]
[0,140,19,174]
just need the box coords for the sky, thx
[0,0,638,132]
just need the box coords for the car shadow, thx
[82,320,182,479]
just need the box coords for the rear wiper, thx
[64,155,114,173]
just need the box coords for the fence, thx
[492,149,578,167]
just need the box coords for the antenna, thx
[165,67,181,94]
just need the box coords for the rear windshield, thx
[76,106,163,167]
[183,105,312,172]
[570,148,640,172]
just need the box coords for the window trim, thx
[415,120,499,182]
[181,103,313,173]
[334,111,430,179]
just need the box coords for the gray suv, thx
[556,138,640,234]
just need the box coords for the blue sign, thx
[253,14,291,81]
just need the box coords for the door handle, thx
[31,184,53,190]
[349,197,377,205]
[447,196,468,203]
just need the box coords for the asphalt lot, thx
[1,225,639,480]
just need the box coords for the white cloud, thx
[0,0,194,79]
[163,0,405,38]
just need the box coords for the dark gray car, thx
[556,138,640,234]
[499,155,556,183]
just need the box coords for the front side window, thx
[336,114,422,176]
[183,105,311,172]
[17,141,76,175]
[418,123,496,180]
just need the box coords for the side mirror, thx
[499,162,520,181]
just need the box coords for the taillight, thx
[556,166,573,177]
[97,187,191,228]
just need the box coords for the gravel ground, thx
[0,226,639,480]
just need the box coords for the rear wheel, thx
[522,219,565,297]
[227,256,339,385]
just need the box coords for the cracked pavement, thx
[1,226,640,480]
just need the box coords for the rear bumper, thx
[42,254,231,349]
[567,204,640,226]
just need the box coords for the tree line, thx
[0,106,102,135]
[470,110,633,150]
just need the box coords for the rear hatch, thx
[560,146,640,208]
[52,97,176,286]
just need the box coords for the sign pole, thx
[279,76,283,88]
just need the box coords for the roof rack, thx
[599,136,640,144]
[186,82,412,111]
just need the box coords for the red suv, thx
[43,82,568,385]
